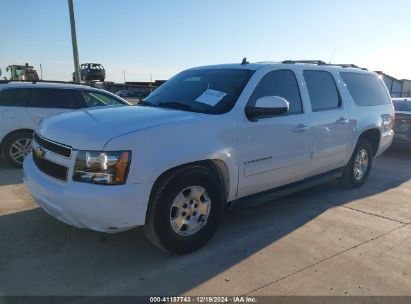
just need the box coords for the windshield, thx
[142,68,254,114]
[83,91,126,107]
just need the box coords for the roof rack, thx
[328,63,367,70]
[282,60,327,65]
[281,60,367,70]
[0,79,93,86]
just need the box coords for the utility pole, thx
[68,0,81,83]
[39,64,43,80]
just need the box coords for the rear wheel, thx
[2,131,33,168]
[144,165,224,254]
[339,139,373,188]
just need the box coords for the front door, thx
[237,69,313,198]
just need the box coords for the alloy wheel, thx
[9,138,32,165]
[169,186,211,236]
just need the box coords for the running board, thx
[231,168,343,209]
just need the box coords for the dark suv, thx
[392,98,411,149]
[73,63,106,82]
[0,81,129,167]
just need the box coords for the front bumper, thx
[23,154,153,233]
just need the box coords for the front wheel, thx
[339,139,373,188]
[144,165,224,254]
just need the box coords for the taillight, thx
[392,113,395,129]
[402,119,411,125]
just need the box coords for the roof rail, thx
[282,60,327,65]
[328,63,368,70]
[0,79,94,86]
[281,60,367,70]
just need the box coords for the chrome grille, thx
[33,133,72,158]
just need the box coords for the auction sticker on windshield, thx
[195,89,227,106]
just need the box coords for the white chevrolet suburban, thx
[23,60,394,254]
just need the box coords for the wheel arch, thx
[150,159,231,203]
[0,128,34,151]
[357,128,381,157]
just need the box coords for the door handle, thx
[293,123,310,132]
[336,117,350,125]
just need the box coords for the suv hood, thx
[38,106,202,150]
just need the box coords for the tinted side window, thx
[393,100,411,112]
[32,88,79,109]
[340,72,391,106]
[83,91,124,107]
[0,88,33,107]
[249,70,302,114]
[304,70,340,111]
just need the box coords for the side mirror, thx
[245,96,289,121]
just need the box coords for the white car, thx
[23,61,394,254]
[0,81,130,167]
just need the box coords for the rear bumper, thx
[23,154,153,233]
[376,130,394,157]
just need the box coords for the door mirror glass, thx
[246,96,289,121]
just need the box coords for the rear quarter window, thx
[340,72,391,106]
[0,88,33,107]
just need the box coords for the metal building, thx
[376,72,411,98]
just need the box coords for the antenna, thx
[241,57,249,65]
[329,48,336,64]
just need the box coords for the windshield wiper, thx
[138,100,157,107]
[158,102,193,111]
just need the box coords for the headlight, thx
[73,151,131,185]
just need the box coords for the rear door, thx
[0,88,35,131]
[303,70,352,175]
[26,88,82,124]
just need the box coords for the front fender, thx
[104,115,239,201]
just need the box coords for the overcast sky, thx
[1,0,410,82]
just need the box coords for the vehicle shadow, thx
[0,166,23,187]
[0,150,410,296]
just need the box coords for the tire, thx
[144,165,224,254]
[339,139,373,188]
[2,131,33,168]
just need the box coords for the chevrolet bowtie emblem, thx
[35,147,45,158]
